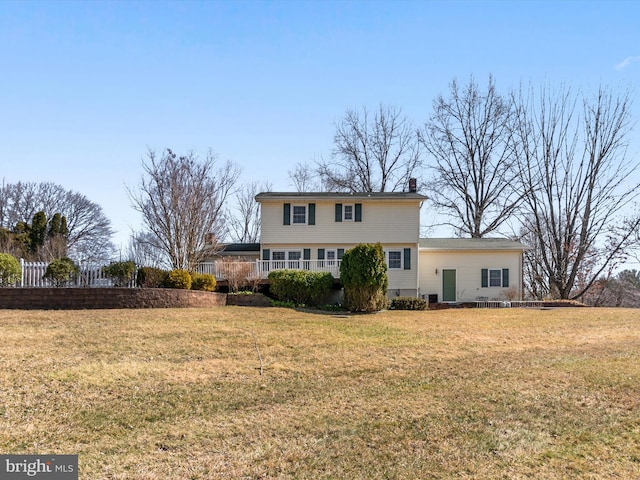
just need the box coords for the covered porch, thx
[196,259,342,281]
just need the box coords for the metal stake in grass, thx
[240,327,264,375]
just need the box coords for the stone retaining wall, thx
[0,288,227,310]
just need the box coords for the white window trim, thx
[343,203,355,222]
[488,268,503,287]
[272,251,286,261]
[384,249,403,270]
[270,250,303,260]
[292,204,308,225]
[326,249,338,266]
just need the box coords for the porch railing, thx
[196,260,341,281]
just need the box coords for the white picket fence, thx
[19,260,134,288]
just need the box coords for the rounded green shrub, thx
[43,257,79,287]
[164,269,192,289]
[136,267,168,288]
[0,253,21,287]
[340,243,388,312]
[268,269,334,306]
[191,272,216,291]
[390,296,427,311]
[102,260,137,287]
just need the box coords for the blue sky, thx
[1,0,639,250]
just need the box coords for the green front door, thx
[442,269,456,302]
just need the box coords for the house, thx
[199,184,527,302]
[418,238,526,303]
[254,188,527,303]
[255,190,426,297]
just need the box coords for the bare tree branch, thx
[420,75,521,237]
[129,148,241,271]
[288,162,321,192]
[0,180,115,263]
[318,104,423,192]
[229,181,271,243]
[513,84,640,300]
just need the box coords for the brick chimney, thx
[409,178,417,193]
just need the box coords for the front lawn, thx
[0,307,639,478]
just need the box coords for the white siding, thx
[258,197,423,295]
[419,249,523,302]
[386,245,419,295]
[259,199,421,245]
[262,242,420,296]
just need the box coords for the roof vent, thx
[409,178,417,193]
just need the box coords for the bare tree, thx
[582,270,640,307]
[129,148,240,271]
[513,84,640,300]
[288,162,321,192]
[317,104,422,192]
[420,76,521,237]
[0,181,115,263]
[229,181,271,244]
[126,230,165,268]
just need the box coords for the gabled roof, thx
[255,191,427,201]
[419,238,527,250]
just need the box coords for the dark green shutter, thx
[283,203,291,225]
[262,249,270,261]
[502,268,509,288]
[481,268,488,288]
[337,248,345,259]
[355,203,362,222]
[308,203,315,225]
[335,204,342,222]
[404,248,411,270]
[317,248,325,260]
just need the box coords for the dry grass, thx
[1,306,639,479]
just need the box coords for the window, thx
[387,250,402,269]
[292,205,307,224]
[272,251,286,269]
[489,269,502,287]
[343,204,354,221]
[284,203,314,225]
[481,268,509,288]
[384,248,411,270]
[326,249,337,266]
[288,250,302,268]
[335,203,362,222]
[318,248,344,268]
[271,250,302,269]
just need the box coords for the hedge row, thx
[136,266,216,291]
[267,269,333,306]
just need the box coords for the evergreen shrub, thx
[136,267,168,288]
[0,253,21,287]
[390,296,428,311]
[43,257,79,287]
[340,243,388,312]
[268,269,333,306]
[164,269,192,289]
[191,272,217,291]
[102,260,137,287]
